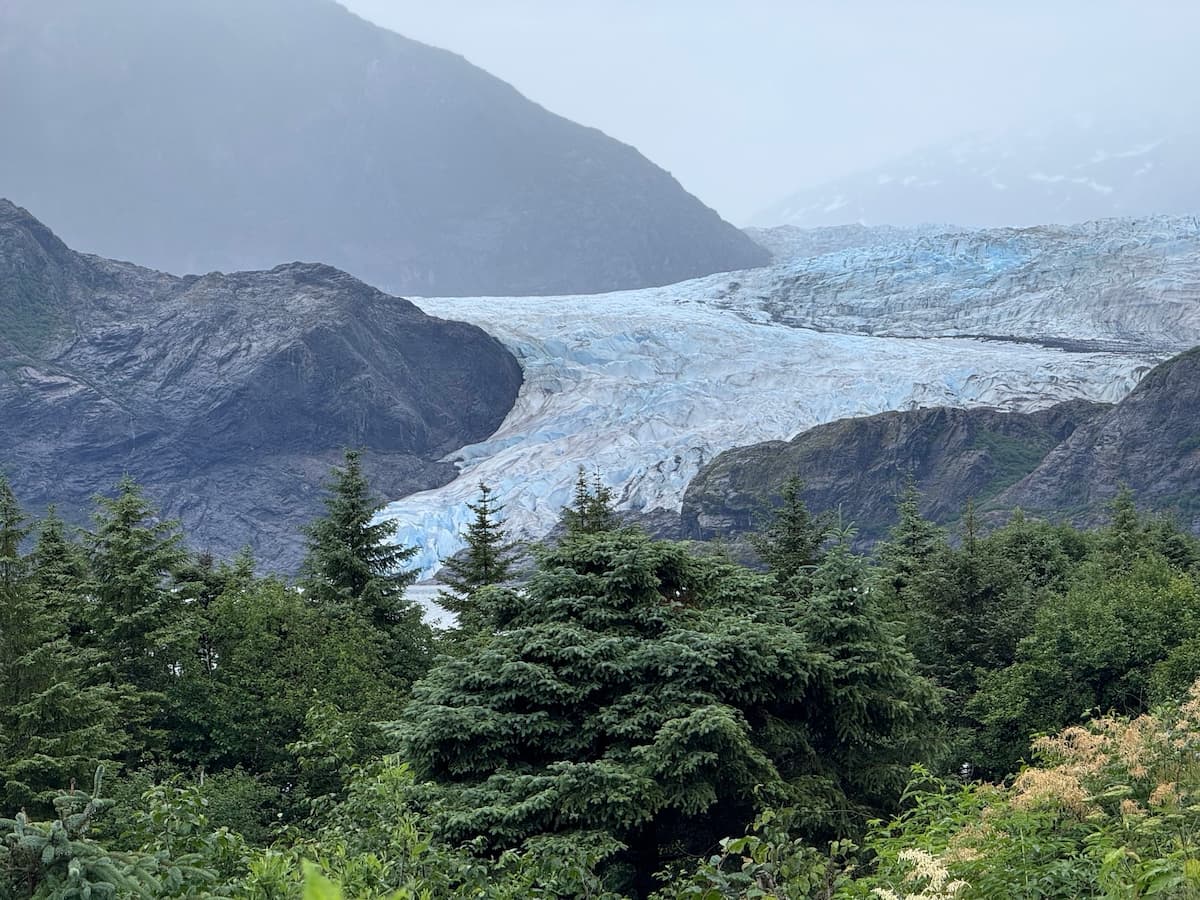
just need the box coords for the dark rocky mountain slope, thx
[684,346,1200,546]
[999,348,1200,531]
[681,401,1109,546]
[0,200,523,569]
[0,0,765,296]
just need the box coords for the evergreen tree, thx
[785,539,944,833]
[1100,486,1144,566]
[0,768,157,898]
[85,477,189,691]
[391,530,820,895]
[26,507,89,643]
[561,468,619,536]
[0,489,126,815]
[876,475,947,595]
[301,450,430,684]
[750,476,830,590]
[438,482,516,626]
[83,477,190,759]
[873,476,953,659]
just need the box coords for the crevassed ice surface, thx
[381,218,1200,579]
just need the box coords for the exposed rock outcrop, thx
[0,200,523,569]
[681,401,1109,546]
[999,348,1200,530]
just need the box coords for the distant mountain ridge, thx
[0,200,523,569]
[999,347,1200,531]
[0,0,765,296]
[681,401,1110,547]
[681,346,1200,546]
[755,115,1200,229]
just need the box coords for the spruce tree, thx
[0,768,156,898]
[301,450,430,684]
[877,475,946,594]
[787,540,943,832]
[25,507,89,643]
[0,488,126,815]
[438,482,516,629]
[874,476,953,653]
[83,477,190,758]
[561,469,619,536]
[85,477,190,690]
[392,530,822,894]
[750,476,829,589]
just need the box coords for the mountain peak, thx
[1,0,765,295]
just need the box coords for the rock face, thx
[0,0,766,296]
[999,348,1200,531]
[754,114,1200,229]
[681,402,1109,546]
[0,200,523,569]
[682,346,1200,545]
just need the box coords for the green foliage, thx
[301,450,430,685]
[166,576,401,793]
[562,468,621,536]
[81,477,192,760]
[0,768,155,900]
[0,271,68,356]
[390,530,822,889]
[437,481,517,631]
[785,543,944,834]
[972,551,1200,775]
[972,428,1054,496]
[655,808,849,899]
[236,760,624,899]
[749,476,830,591]
[7,454,1200,899]
[0,487,127,817]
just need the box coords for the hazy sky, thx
[340,1,1197,224]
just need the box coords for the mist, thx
[341,0,1200,223]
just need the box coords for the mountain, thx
[0,200,522,569]
[754,115,1200,229]
[372,216,1200,576]
[0,0,765,296]
[682,345,1200,545]
[680,401,1109,547]
[998,348,1200,530]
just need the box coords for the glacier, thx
[382,217,1200,583]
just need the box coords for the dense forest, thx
[2,455,1200,899]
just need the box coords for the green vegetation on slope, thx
[2,463,1200,898]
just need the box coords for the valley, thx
[381,217,1200,576]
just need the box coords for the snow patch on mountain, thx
[754,117,1199,228]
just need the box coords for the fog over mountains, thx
[0,0,764,296]
[756,112,1200,229]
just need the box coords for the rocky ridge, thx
[683,346,1200,546]
[999,348,1200,531]
[681,401,1109,547]
[0,0,765,296]
[0,200,523,568]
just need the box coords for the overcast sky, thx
[340,1,1197,224]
